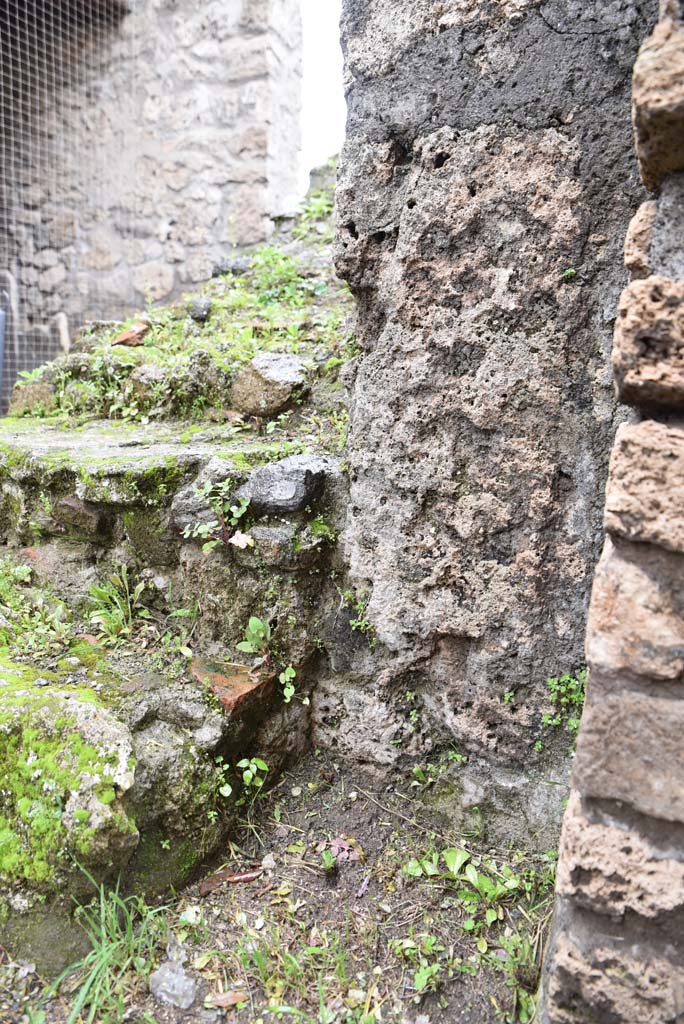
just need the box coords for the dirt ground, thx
[2,752,555,1024]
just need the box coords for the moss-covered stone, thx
[0,654,138,889]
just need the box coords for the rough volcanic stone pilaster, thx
[556,792,684,920]
[546,933,684,1024]
[331,0,657,839]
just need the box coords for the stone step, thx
[0,417,344,648]
[0,417,346,971]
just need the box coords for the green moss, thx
[0,655,134,886]
[179,425,205,443]
[65,641,104,670]
[0,442,30,472]
[126,828,206,896]
[224,451,254,472]
[122,508,172,563]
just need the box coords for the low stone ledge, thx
[556,792,684,920]
[574,690,684,824]
[604,420,684,553]
[612,275,684,408]
[633,18,684,192]
[586,537,684,683]
[545,933,684,1024]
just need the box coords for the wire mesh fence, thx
[0,0,304,412]
[0,0,131,409]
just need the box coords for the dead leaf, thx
[228,530,254,549]
[76,633,100,646]
[199,867,263,897]
[355,874,371,899]
[205,990,248,1008]
[112,321,150,346]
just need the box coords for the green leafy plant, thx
[543,669,587,745]
[183,486,251,552]
[340,588,376,648]
[320,848,337,873]
[390,933,447,996]
[292,188,335,241]
[251,247,323,306]
[0,559,74,658]
[235,757,269,813]
[17,365,47,384]
[279,664,296,702]
[214,755,234,800]
[410,749,467,790]
[278,664,310,707]
[237,616,271,658]
[486,928,541,1023]
[88,566,148,642]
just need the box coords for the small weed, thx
[17,365,47,384]
[309,514,338,543]
[235,757,269,815]
[237,615,271,658]
[88,565,149,643]
[391,933,450,996]
[340,588,376,648]
[542,669,586,749]
[292,188,335,241]
[320,848,337,873]
[183,485,252,552]
[410,748,467,790]
[279,664,309,706]
[0,559,73,658]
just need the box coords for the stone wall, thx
[542,7,684,1021]
[327,0,657,846]
[0,0,301,383]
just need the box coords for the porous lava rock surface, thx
[331,0,658,833]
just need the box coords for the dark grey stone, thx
[186,297,213,323]
[238,455,333,514]
[211,255,252,278]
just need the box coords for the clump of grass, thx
[88,565,149,643]
[49,881,167,1024]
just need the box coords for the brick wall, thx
[541,7,684,1021]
